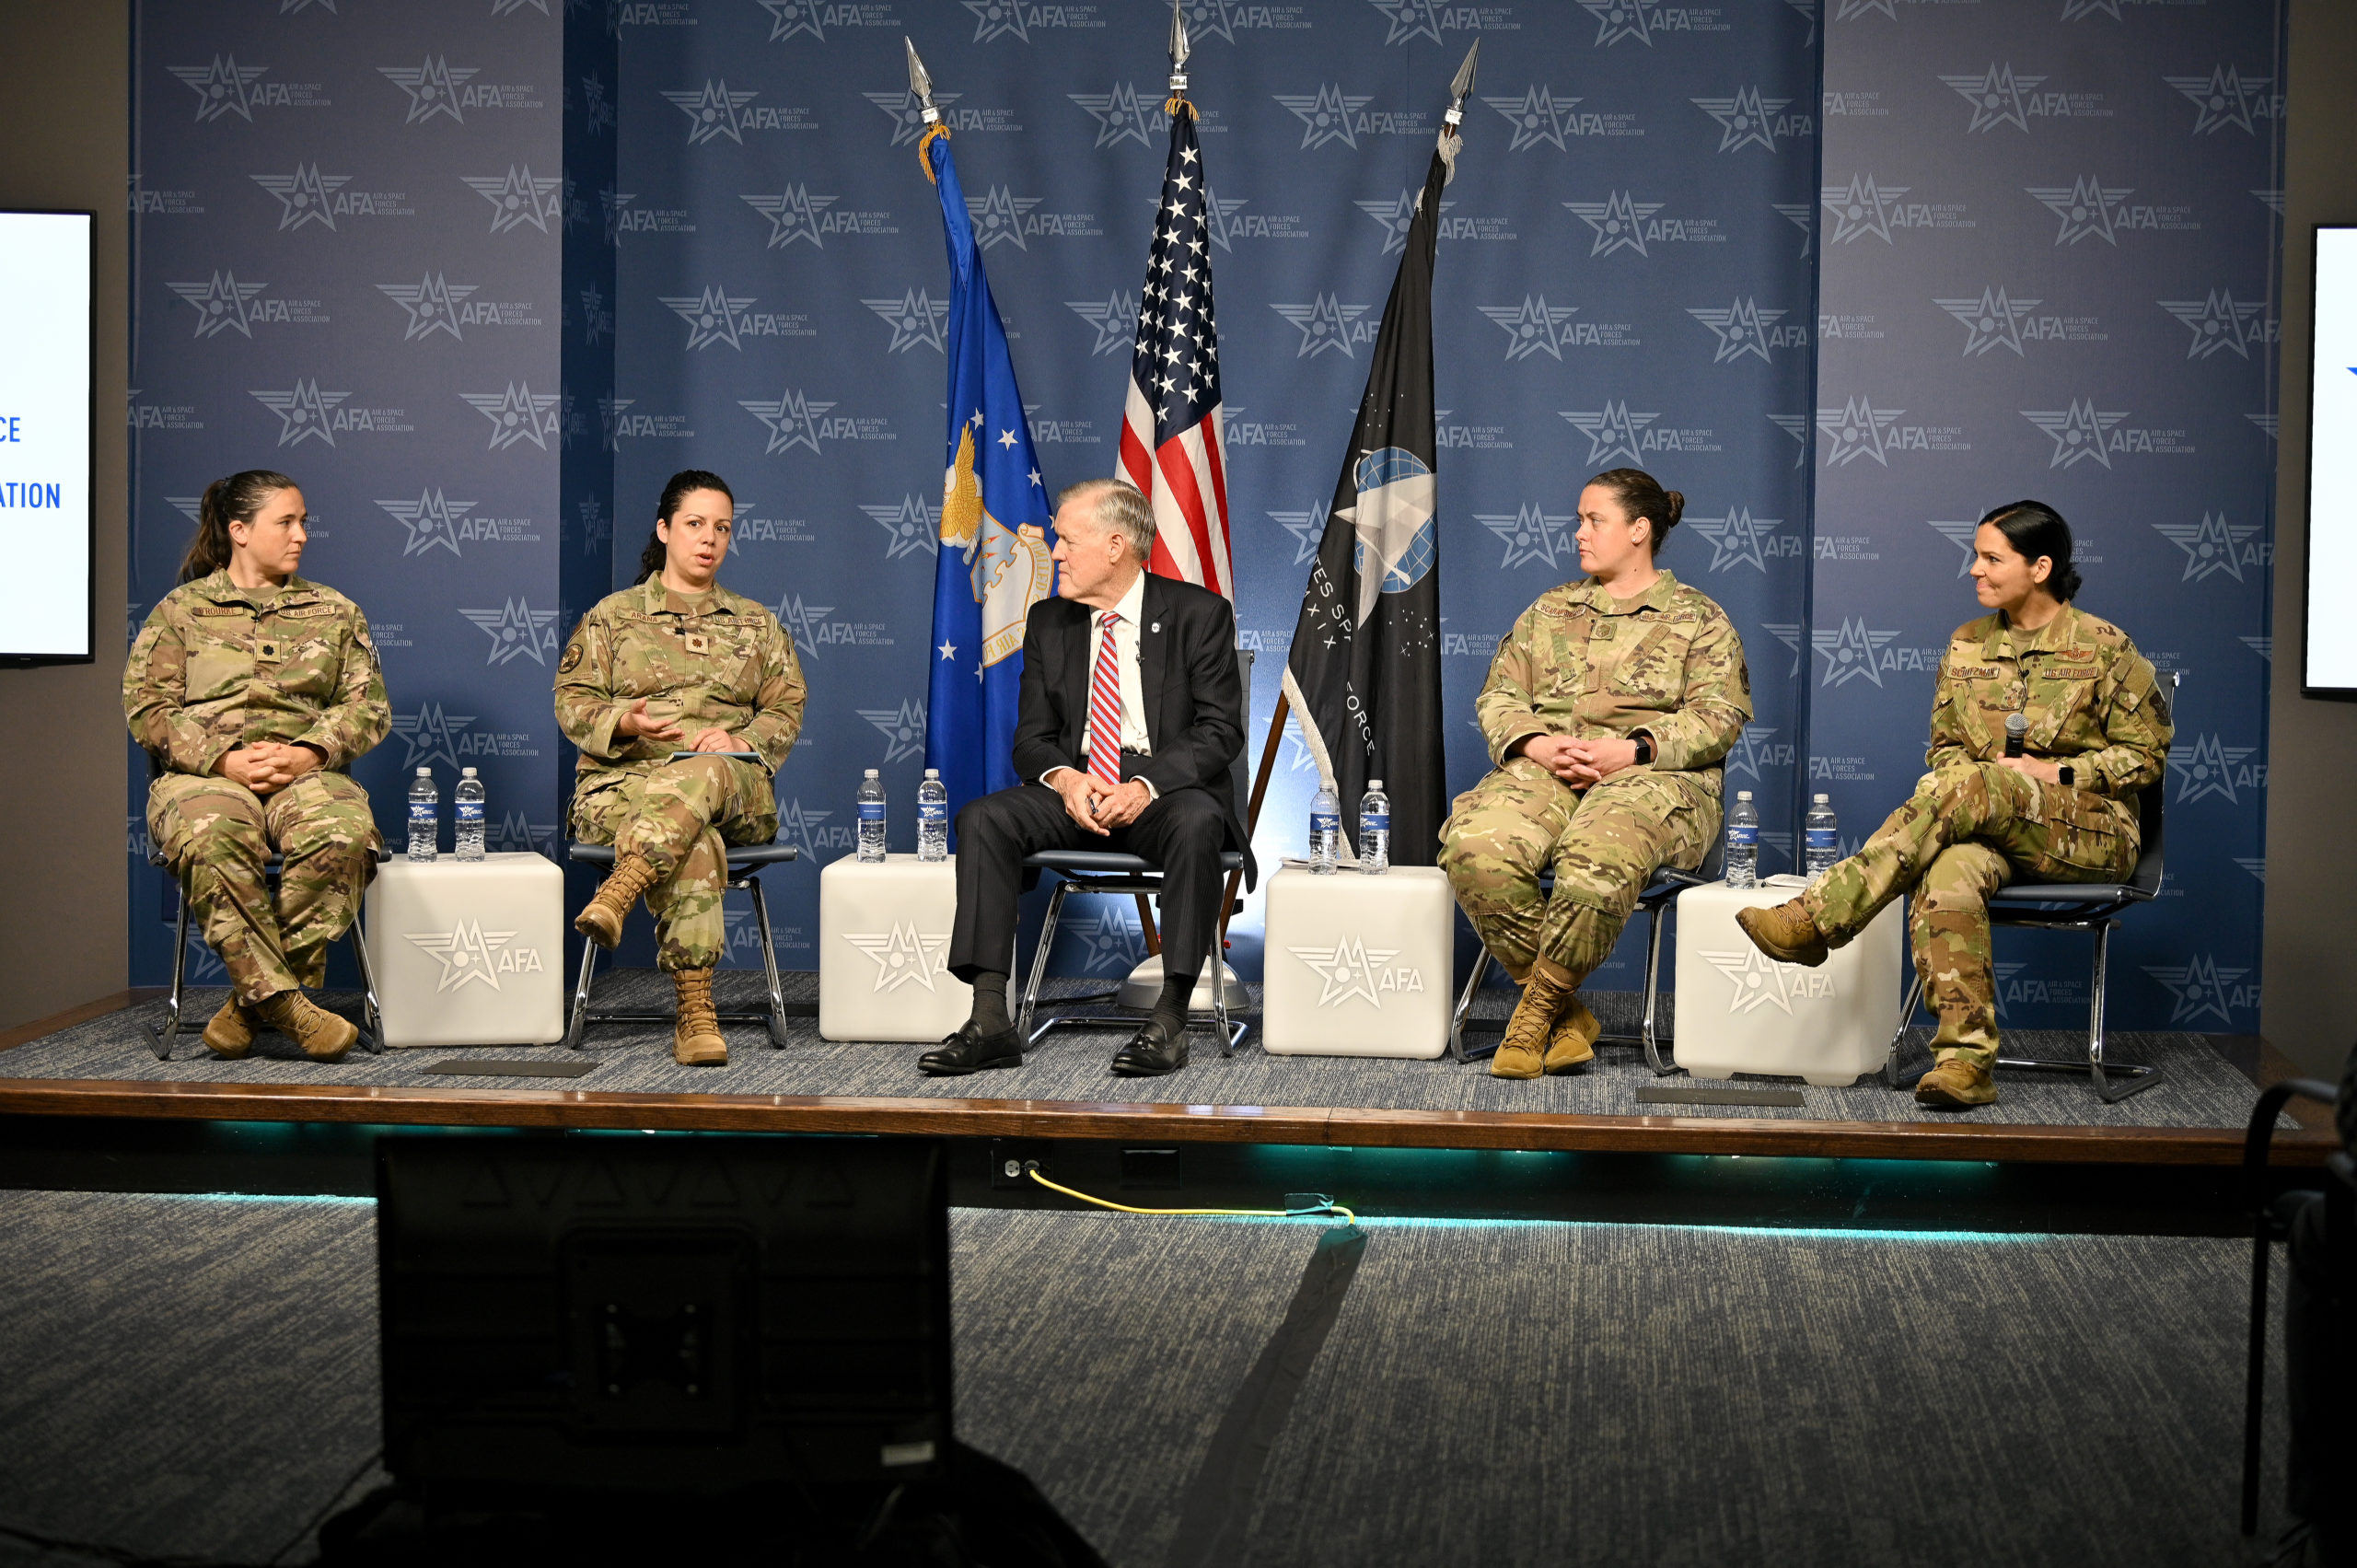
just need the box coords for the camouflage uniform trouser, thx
[1802,761,2139,1067]
[570,755,777,971]
[1438,761,1718,986]
[148,770,382,1004]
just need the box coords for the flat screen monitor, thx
[0,210,92,666]
[377,1134,952,1504]
[2307,225,2357,697]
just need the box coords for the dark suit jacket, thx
[1009,573,1255,884]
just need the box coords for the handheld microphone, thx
[2003,713,2027,759]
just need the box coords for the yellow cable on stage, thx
[1028,1167,1356,1225]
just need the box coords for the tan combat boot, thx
[671,968,727,1066]
[1914,1053,1997,1108]
[1544,996,1601,1074]
[1735,899,1829,968]
[574,854,661,949]
[1492,962,1571,1080]
[202,997,261,1059]
[254,990,359,1063]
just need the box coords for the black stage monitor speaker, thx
[376,1134,951,1505]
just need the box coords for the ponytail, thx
[180,470,296,585]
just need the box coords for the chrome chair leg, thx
[565,898,600,1051]
[744,870,790,1048]
[149,879,192,1062]
[1886,971,1925,1090]
[1449,946,1493,1063]
[346,913,384,1054]
[1207,921,1243,1057]
[1640,903,1676,1076]
[1017,880,1072,1045]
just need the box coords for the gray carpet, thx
[0,1191,2294,1567]
[0,972,2272,1130]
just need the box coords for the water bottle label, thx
[1310,813,1340,836]
[918,804,946,824]
[1725,826,1759,846]
[410,804,435,825]
[456,803,483,826]
[1361,811,1389,833]
[858,802,886,822]
[1805,829,1837,852]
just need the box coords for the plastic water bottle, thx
[917,769,948,863]
[407,768,437,863]
[454,769,485,862]
[1307,784,1341,875]
[1804,794,1840,883]
[1724,790,1759,889]
[1357,778,1390,876]
[856,769,887,863]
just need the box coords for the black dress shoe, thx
[919,1019,1024,1076]
[1109,1015,1190,1077]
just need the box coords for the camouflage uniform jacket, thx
[554,578,807,792]
[1924,604,2172,816]
[1474,570,1753,790]
[123,570,389,775]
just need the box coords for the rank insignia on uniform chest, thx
[255,639,282,661]
[1592,622,1617,640]
[682,632,710,656]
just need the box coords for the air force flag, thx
[923,132,1059,823]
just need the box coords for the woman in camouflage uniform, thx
[124,470,389,1063]
[1736,501,2173,1109]
[1440,468,1752,1079]
[555,470,807,1067]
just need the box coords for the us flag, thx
[1116,100,1231,598]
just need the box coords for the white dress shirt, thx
[1043,569,1155,795]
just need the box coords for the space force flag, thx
[913,66,1059,822]
[1281,58,1473,869]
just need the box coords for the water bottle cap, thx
[1367,778,1382,790]
[924,768,938,779]
[865,769,879,778]
[1736,791,1752,800]
[416,767,430,777]
[462,768,477,776]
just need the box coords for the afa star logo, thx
[2027,177,2133,246]
[843,923,952,993]
[1935,287,2039,356]
[1062,907,1146,974]
[2021,401,2127,469]
[2169,733,2260,805]
[1069,83,1157,149]
[462,166,563,234]
[377,273,476,341]
[1580,0,1668,46]
[1689,297,1788,363]
[1478,296,1582,362]
[2237,857,2267,881]
[2142,955,2251,1028]
[1368,0,1452,46]
[865,88,968,147]
[489,812,559,857]
[2153,513,2261,583]
[773,594,841,658]
[1561,401,1660,467]
[1816,398,1903,466]
[1476,504,1576,572]
[661,286,757,351]
[405,921,533,993]
[1565,192,1665,257]
[964,186,1045,252]
[1287,935,1421,1007]
[1927,519,1980,576]
[377,490,477,558]
[742,186,837,250]
[860,700,927,764]
[1725,725,1796,783]
[1939,64,2044,134]
[664,79,760,144]
[2159,290,2270,360]
[168,273,268,339]
[2163,66,2273,135]
[2242,636,2272,662]
[1768,413,1811,470]
[580,73,615,134]
[170,56,270,122]
[1772,203,1814,258]
[1692,87,1791,153]
[391,704,479,772]
[777,798,855,856]
[378,57,476,123]
[740,389,834,455]
[459,383,562,450]
[459,599,561,666]
[251,164,351,232]
[1270,501,1330,567]
[1821,175,1908,245]
[1066,293,1142,358]
[860,495,941,561]
[251,380,347,447]
[1357,190,1457,257]
[1271,296,1372,358]
[965,0,1032,42]
[759,0,827,41]
[1690,509,1792,574]
[1760,622,1804,679]
[1702,946,1832,1016]
[1273,86,1375,150]
[863,289,949,354]
[1812,619,1900,688]
[1481,87,1585,152]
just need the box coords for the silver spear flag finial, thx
[1443,37,1480,129]
[1167,0,1190,96]
[905,36,938,124]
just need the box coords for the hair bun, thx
[1660,490,1685,529]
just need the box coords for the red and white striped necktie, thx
[1086,610,1124,787]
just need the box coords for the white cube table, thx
[1261,865,1453,1057]
[819,854,971,1043]
[1672,878,1903,1086]
[364,853,566,1048]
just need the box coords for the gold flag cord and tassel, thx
[916,122,952,181]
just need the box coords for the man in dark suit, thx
[922,478,1253,1078]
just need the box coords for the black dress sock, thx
[1153,972,1195,1035]
[970,970,1010,1034]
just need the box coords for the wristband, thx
[2058,764,2075,789]
[1631,732,1656,766]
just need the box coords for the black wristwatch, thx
[1631,731,1656,766]
[2058,764,2075,789]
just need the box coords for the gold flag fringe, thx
[917,122,952,181]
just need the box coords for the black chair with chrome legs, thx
[1013,648,1257,1055]
[1883,669,2179,1104]
[563,841,806,1050]
[1446,837,1723,1074]
[145,846,389,1061]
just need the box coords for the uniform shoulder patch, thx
[559,637,586,675]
